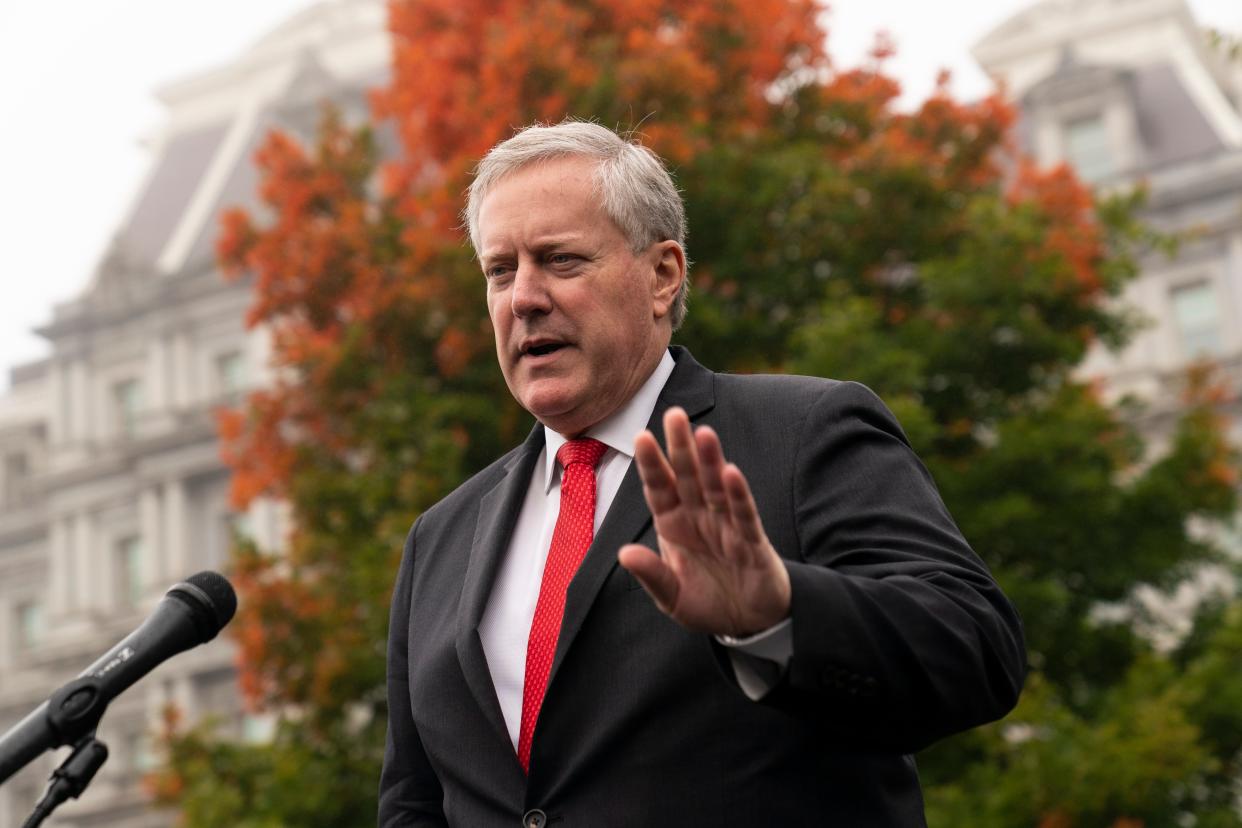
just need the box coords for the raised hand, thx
[618,406,791,637]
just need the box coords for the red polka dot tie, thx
[518,437,608,773]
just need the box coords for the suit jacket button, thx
[523,808,548,828]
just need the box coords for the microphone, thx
[0,571,237,785]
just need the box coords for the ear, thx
[649,241,686,321]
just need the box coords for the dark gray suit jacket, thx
[379,347,1025,827]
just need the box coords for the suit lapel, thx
[455,426,544,752]
[550,347,717,679]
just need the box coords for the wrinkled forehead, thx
[472,155,604,238]
[476,157,615,247]
[479,155,602,208]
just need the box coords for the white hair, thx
[464,121,689,328]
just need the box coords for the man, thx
[379,121,1026,827]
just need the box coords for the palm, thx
[618,407,790,637]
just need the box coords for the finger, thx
[634,430,680,514]
[663,407,707,510]
[722,463,767,547]
[694,426,729,515]
[618,544,679,614]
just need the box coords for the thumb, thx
[618,544,679,614]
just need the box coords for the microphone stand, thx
[21,736,109,828]
[0,674,111,785]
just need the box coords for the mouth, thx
[520,339,569,359]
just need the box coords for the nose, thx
[510,261,553,318]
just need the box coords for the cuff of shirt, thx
[715,617,793,701]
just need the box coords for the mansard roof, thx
[975,0,1194,57]
[53,0,390,333]
[1015,51,1226,172]
[1130,62,1226,167]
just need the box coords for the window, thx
[1171,281,1222,358]
[215,351,246,396]
[113,379,143,437]
[1064,115,1114,183]
[15,601,43,649]
[3,451,29,507]
[115,535,143,607]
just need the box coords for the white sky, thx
[1,0,1239,389]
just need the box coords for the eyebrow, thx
[479,234,589,263]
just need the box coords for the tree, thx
[151,2,1241,825]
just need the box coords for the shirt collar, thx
[541,349,676,493]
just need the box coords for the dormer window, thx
[1064,115,1114,182]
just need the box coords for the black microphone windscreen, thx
[184,571,238,631]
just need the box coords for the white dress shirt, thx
[478,350,791,750]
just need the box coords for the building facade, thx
[974,0,1242,443]
[0,2,387,825]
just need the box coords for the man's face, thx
[477,156,682,437]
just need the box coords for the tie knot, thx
[557,438,607,471]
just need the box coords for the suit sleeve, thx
[753,381,1026,754]
[378,520,448,827]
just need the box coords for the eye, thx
[547,252,578,268]
[484,263,513,281]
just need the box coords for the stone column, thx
[69,360,91,445]
[0,595,12,670]
[249,326,272,388]
[73,511,100,614]
[1226,232,1242,354]
[49,516,72,616]
[147,335,170,412]
[164,478,189,579]
[171,332,193,409]
[140,487,163,592]
[49,361,68,446]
